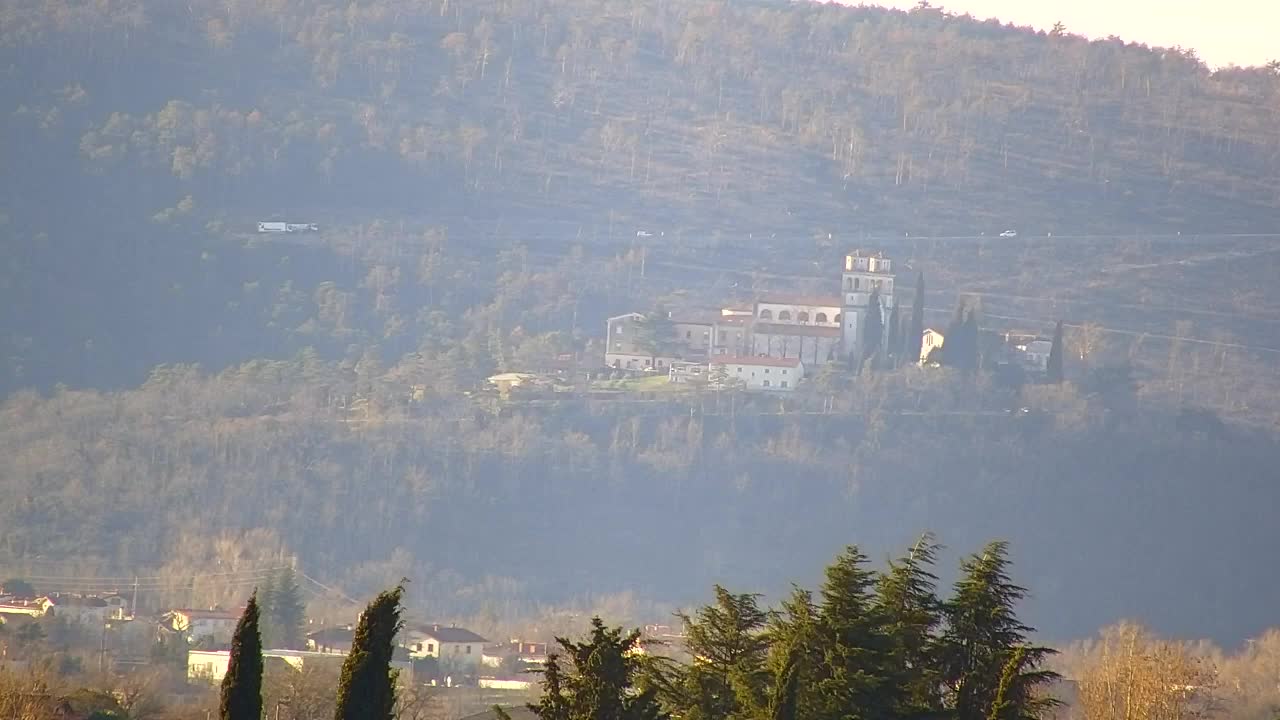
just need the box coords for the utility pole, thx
[131,576,139,619]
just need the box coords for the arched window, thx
[815,312,828,323]
[778,310,792,321]
[759,309,773,320]
[797,311,810,323]
[834,313,842,324]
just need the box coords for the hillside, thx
[3,0,1280,648]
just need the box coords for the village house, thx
[1019,339,1054,373]
[163,608,242,646]
[481,639,549,669]
[403,624,488,673]
[306,625,355,654]
[710,356,805,391]
[921,328,945,364]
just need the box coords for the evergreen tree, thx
[885,304,901,369]
[220,593,263,720]
[258,571,279,649]
[863,288,884,368]
[272,567,306,650]
[1046,321,1064,383]
[962,307,980,373]
[335,585,405,720]
[907,273,925,365]
[659,586,770,720]
[529,617,667,720]
[766,588,823,720]
[940,303,978,373]
[874,535,944,720]
[814,547,891,720]
[939,543,1059,720]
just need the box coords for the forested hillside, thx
[3,0,1280,648]
[3,0,1280,392]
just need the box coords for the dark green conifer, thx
[335,585,405,720]
[874,534,944,720]
[939,542,1059,720]
[660,586,770,720]
[814,547,891,720]
[272,567,306,650]
[907,273,926,365]
[1046,321,1064,383]
[863,288,884,368]
[529,617,667,720]
[220,593,263,720]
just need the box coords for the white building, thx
[165,609,242,645]
[709,356,804,391]
[921,328,945,364]
[403,624,488,672]
[39,595,113,625]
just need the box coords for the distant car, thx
[999,229,1018,237]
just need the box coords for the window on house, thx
[686,331,692,339]
[854,278,860,290]
[764,368,770,374]
[816,312,828,323]
[415,643,423,652]
[778,310,791,321]
[763,380,771,387]
[798,311,809,323]
[759,309,773,320]
[466,645,472,654]
[782,369,788,374]
[428,643,435,653]
[834,314,842,324]
[615,325,623,335]
[781,381,788,388]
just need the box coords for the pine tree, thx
[814,546,891,720]
[907,273,925,365]
[962,307,980,373]
[1046,321,1064,383]
[661,586,770,720]
[272,568,306,650]
[335,585,404,720]
[766,589,822,720]
[530,617,667,720]
[874,535,944,720]
[939,542,1059,720]
[220,593,263,720]
[258,572,279,649]
[863,288,884,369]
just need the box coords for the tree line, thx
[522,537,1061,720]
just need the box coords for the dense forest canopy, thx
[2,0,1280,651]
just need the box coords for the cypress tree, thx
[335,585,405,720]
[874,535,944,720]
[220,593,263,720]
[863,288,884,369]
[907,273,925,365]
[962,307,980,373]
[258,572,279,649]
[885,304,900,369]
[1046,321,1064,383]
[939,542,1059,720]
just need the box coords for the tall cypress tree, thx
[258,572,279,648]
[1046,321,1064,383]
[907,273,925,365]
[863,288,884,369]
[336,585,404,720]
[885,304,901,369]
[939,542,1059,720]
[220,593,263,720]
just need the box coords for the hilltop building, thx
[604,250,895,381]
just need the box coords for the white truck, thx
[257,222,319,233]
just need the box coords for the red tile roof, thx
[711,356,802,368]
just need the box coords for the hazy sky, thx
[863,0,1276,69]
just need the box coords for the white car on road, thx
[999,229,1018,237]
